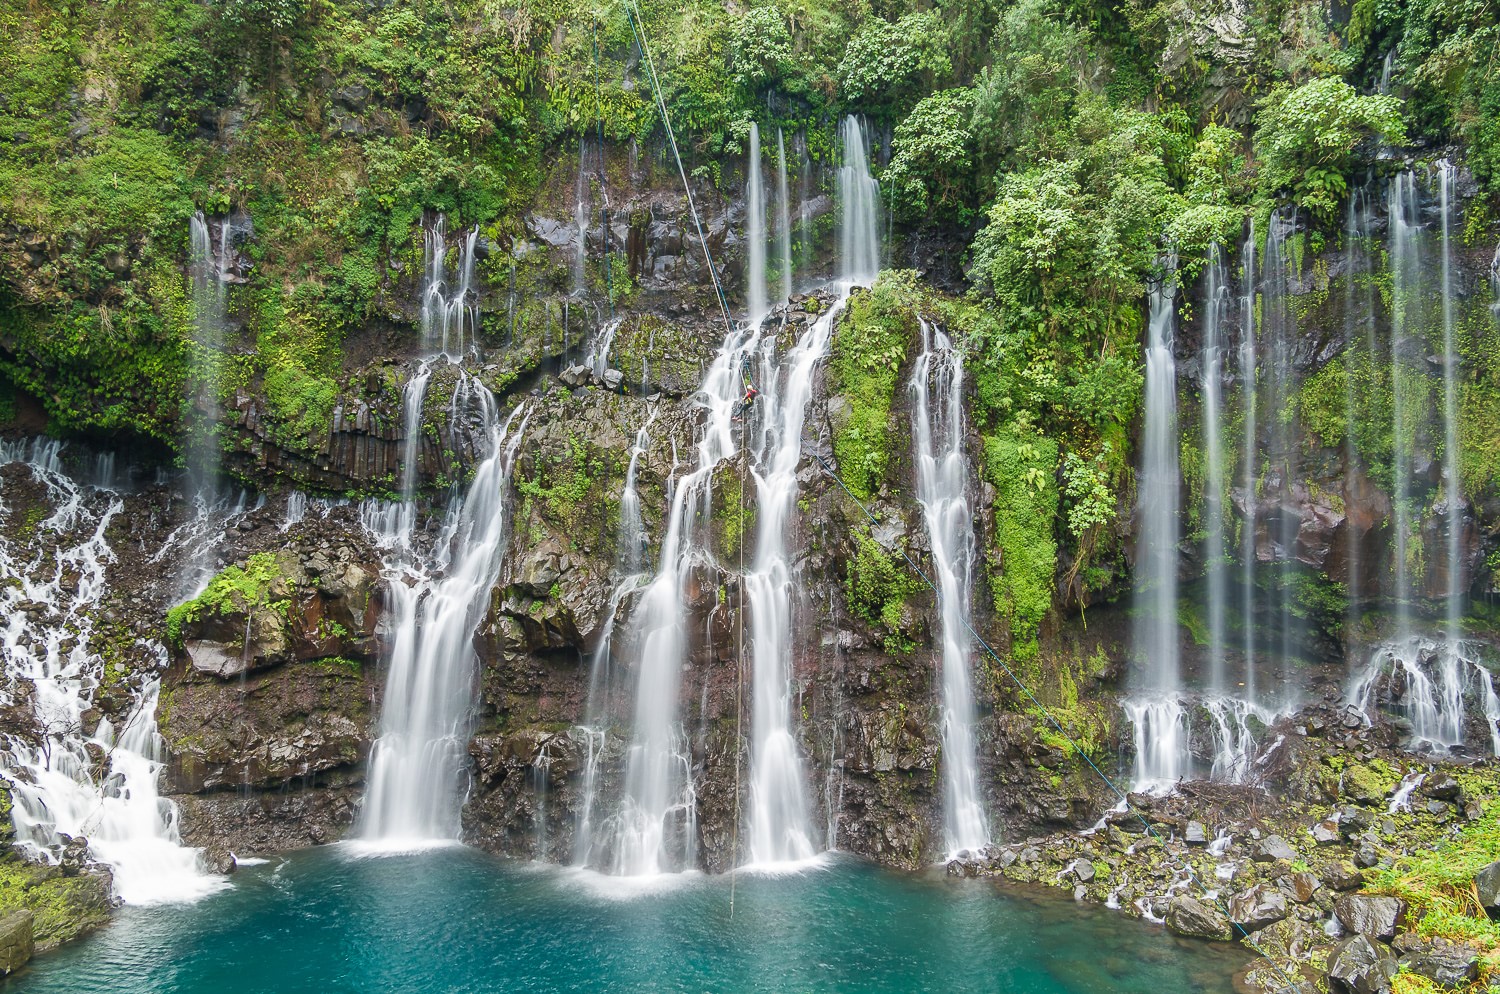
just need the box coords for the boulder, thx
[1166,896,1232,940]
[1280,871,1321,904]
[1254,835,1297,862]
[1312,819,1340,844]
[1322,862,1364,891]
[1228,883,1288,931]
[1398,943,1478,987]
[1419,774,1461,801]
[1185,821,1209,845]
[1473,859,1500,913]
[1072,859,1095,883]
[0,911,33,977]
[1334,894,1405,942]
[1327,934,1397,994]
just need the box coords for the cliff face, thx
[2,128,1500,876]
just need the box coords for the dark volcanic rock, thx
[1166,896,1232,940]
[1334,894,1405,942]
[1327,934,1397,994]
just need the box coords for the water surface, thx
[4,847,1247,993]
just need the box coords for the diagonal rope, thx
[621,0,736,338]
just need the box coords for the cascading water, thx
[746,123,768,325]
[357,384,529,847]
[777,128,794,306]
[910,321,988,855]
[1238,223,1258,690]
[572,413,655,866]
[574,138,590,295]
[1389,172,1422,642]
[422,217,480,358]
[838,116,881,285]
[585,317,623,378]
[1342,190,1376,636]
[1438,161,1464,651]
[1201,245,1230,694]
[181,212,231,598]
[1263,209,1300,674]
[0,440,220,904]
[744,114,879,867]
[1127,258,1182,788]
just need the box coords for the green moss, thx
[981,426,1059,658]
[844,527,920,654]
[165,551,290,646]
[828,271,921,501]
[0,854,112,948]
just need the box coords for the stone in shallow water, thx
[1334,894,1404,942]
[1166,896,1231,940]
[1326,934,1396,994]
[1073,859,1095,883]
[0,911,33,977]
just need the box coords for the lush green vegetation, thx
[166,551,291,645]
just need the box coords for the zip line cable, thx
[621,0,736,339]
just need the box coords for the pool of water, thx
[3,847,1247,993]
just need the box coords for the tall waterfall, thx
[422,217,480,358]
[1238,224,1258,692]
[1127,260,1181,788]
[1201,245,1230,694]
[1263,209,1300,673]
[1389,172,1421,641]
[358,384,529,846]
[910,321,988,856]
[182,212,230,597]
[777,128,794,306]
[0,440,221,904]
[573,414,655,866]
[838,116,880,284]
[574,138,590,295]
[1438,161,1463,650]
[746,123,768,324]
[1342,190,1375,631]
[744,114,879,866]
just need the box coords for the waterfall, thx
[838,116,881,285]
[744,115,878,867]
[1389,172,1422,641]
[1201,245,1230,694]
[422,218,480,358]
[1238,224,1258,691]
[601,342,744,875]
[910,321,988,855]
[585,317,624,378]
[1342,190,1374,633]
[182,212,229,597]
[574,139,589,295]
[572,413,655,865]
[1127,259,1181,785]
[1263,210,1300,675]
[0,440,221,904]
[357,384,529,847]
[746,123,768,324]
[1438,162,1464,651]
[776,128,794,306]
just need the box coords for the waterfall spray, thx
[1202,245,1230,694]
[746,123,768,325]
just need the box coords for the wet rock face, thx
[0,911,33,976]
[1326,934,1397,994]
[1167,896,1232,940]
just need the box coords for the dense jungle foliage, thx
[0,0,1497,649]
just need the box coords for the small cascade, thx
[0,440,220,904]
[837,116,881,285]
[1491,242,1500,317]
[1437,162,1464,651]
[776,128,794,306]
[910,320,988,856]
[1348,636,1500,755]
[421,218,480,358]
[1203,698,1274,783]
[574,138,590,295]
[280,490,309,531]
[746,123,768,325]
[585,317,624,378]
[1127,258,1182,784]
[1124,699,1188,791]
[357,383,529,847]
[1125,696,1273,790]
[1388,771,1425,814]
[1238,224,1259,689]
[1201,245,1230,693]
[1389,172,1422,639]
